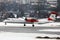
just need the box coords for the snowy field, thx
[0,22,60,40]
[0,32,60,40]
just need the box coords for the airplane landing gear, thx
[32,23,34,27]
[5,22,7,25]
[24,23,26,26]
[32,24,34,27]
[24,23,35,27]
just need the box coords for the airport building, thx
[57,0,60,12]
[0,0,57,19]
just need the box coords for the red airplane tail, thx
[48,11,57,21]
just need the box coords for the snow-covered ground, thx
[0,32,59,40]
[39,29,60,32]
[0,22,60,40]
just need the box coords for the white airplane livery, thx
[3,11,60,27]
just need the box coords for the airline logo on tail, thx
[48,11,57,21]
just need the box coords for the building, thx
[57,0,60,12]
[0,0,50,18]
[47,0,57,7]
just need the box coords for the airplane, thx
[3,17,38,27]
[3,11,58,27]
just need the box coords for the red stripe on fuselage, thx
[26,19,38,23]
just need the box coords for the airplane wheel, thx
[32,24,34,27]
[5,22,7,25]
[24,24,26,26]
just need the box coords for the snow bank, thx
[0,32,59,40]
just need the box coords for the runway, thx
[0,22,60,40]
[0,27,60,35]
[0,26,60,40]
